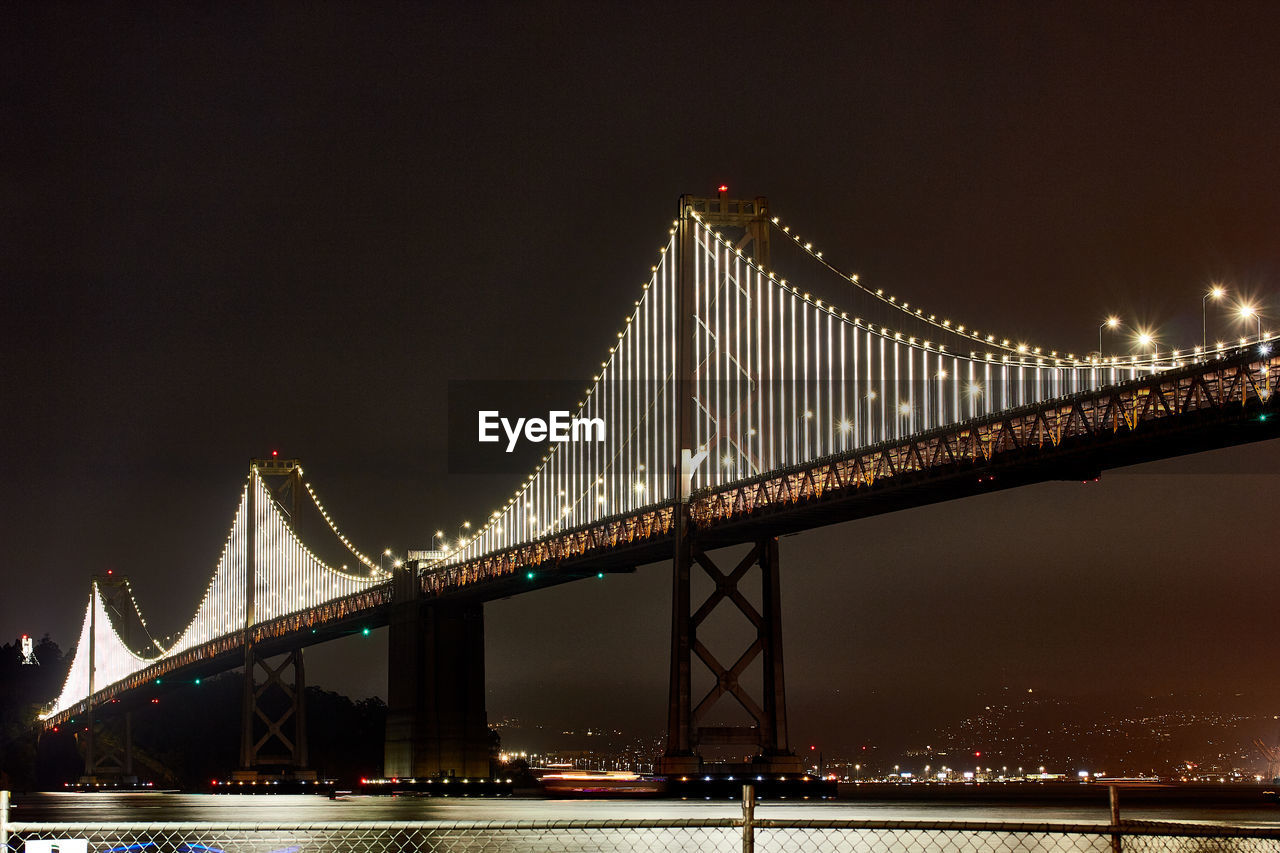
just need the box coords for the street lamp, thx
[380,548,393,573]
[1203,285,1226,349]
[1135,330,1158,365]
[1098,316,1121,358]
[454,520,472,550]
[1238,304,1261,339]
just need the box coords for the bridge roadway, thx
[425,342,1277,591]
[74,342,1278,725]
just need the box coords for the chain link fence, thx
[5,791,1279,853]
[754,821,1280,852]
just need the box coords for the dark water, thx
[8,792,1280,825]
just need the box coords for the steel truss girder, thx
[693,353,1280,528]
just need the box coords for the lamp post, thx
[1098,317,1121,358]
[380,548,393,573]
[1203,285,1226,349]
[790,410,815,461]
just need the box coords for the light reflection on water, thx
[11,792,1279,824]
[10,794,1279,853]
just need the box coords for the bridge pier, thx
[82,709,134,784]
[238,647,309,774]
[385,565,491,778]
[660,535,801,775]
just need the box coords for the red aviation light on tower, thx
[718,184,728,193]
[272,450,279,458]
[20,634,37,664]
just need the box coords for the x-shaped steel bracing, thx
[251,653,298,756]
[690,543,768,729]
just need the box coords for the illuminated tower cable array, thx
[47,467,380,719]
[445,230,681,564]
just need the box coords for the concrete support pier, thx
[385,564,490,778]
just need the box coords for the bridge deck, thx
[47,346,1277,727]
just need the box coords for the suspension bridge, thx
[40,192,1280,782]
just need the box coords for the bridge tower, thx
[661,190,801,774]
[236,458,312,780]
[81,576,140,784]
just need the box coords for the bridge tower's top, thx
[679,188,770,268]
[251,455,304,517]
[251,455,301,475]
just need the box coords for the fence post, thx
[742,783,755,853]
[1108,784,1121,853]
[1,789,9,852]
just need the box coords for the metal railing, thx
[5,787,1280,853]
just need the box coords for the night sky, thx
[4,3,1280,756]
